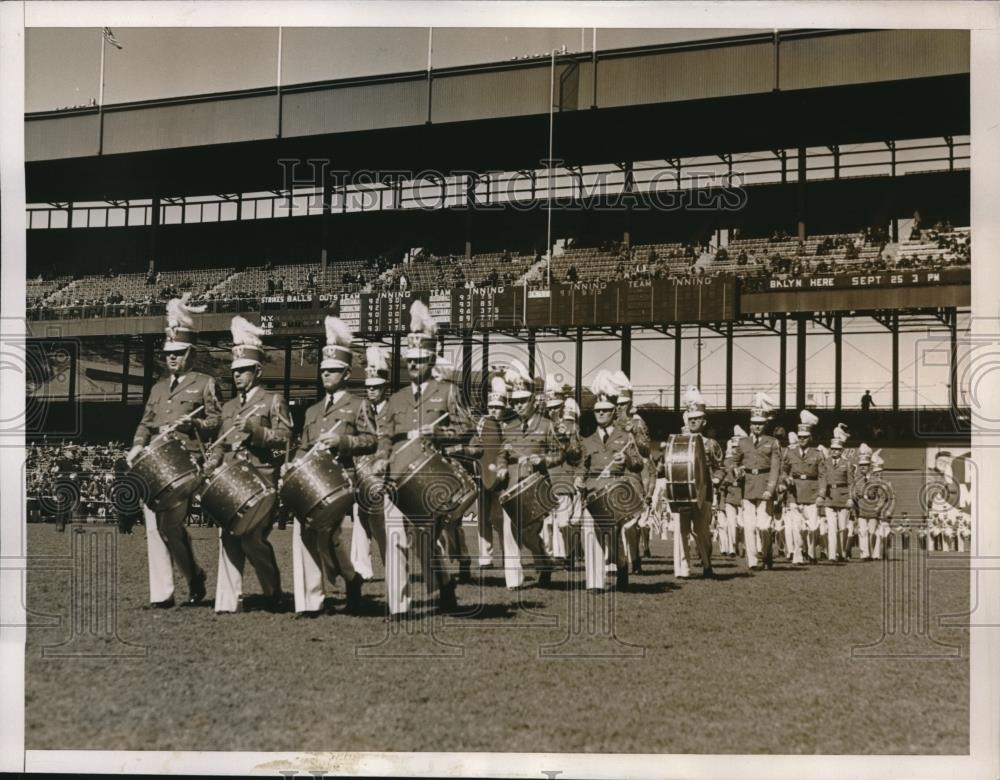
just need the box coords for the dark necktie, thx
[414,386,421,403]
[325,394,333,413]
[522,421,529,435]
[600,428,608,444]
[169,376,178,393]
[240,391,247,406]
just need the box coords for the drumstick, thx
[208,403,265,450]
[305,419,344,458]
[155,405,205,440]
[393,412,449,456]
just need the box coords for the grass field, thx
[25,522,970,754]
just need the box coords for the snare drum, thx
[662,433,707,509]
[200,457,276,537]
[499,470,558,527]
[390,438,477,523]
[354,454,387,513]
[129,433,201,512]
[280,448,354,529]
[586,478,645,523]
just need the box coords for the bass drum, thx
[390,438,477,523]
[662,433,707,509]
[129,433,201,512]
[200,457,276,537]
[499,470,558,527]
[280,448,354,529]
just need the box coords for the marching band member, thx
[540,374,567,562]
[494,360,563,589]
[668,386,724,579]
[127,295,222,608]
[471,376,510,569]
[557,397,586,567]
[207,316,290,613]
[349,344,391,581]
[782,410,826,566]
[868,450,895,559]
[566,370,644,591]
[611,370,652,574]
[370,300,476,617]
[285,316,374,617]
[851,444,876,561]
[823,424,853,562]
[720,426,746,559]
[731,394,781,571]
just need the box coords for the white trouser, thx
[292,518,325,613]
[582,508,621,590]
[740,499,770,567]
[384,501,455,614]
[872,521,891,558]
[144,506,175,603]
[857,517,875,559]
[477,491,503,566]
[824,507,850,559]
[722,503,739,554]
[789,502,819,560]
[544,493,575,560]
[214,523,280,613]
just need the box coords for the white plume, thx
[753,391,776,412]
[589,369,616,398]
[166,293,206,329]
[366,345,388,373]
[788,431,799,446]
[833,423,850,442]
[230,315,265,347]
[683,385,705,406]
[857,442,873,457]
[544,374,561,394]
[800,409,819,426]
[562,397,580,419]
[409,299,437,337]
[324,316,354,348]
[490,376,508,396]
[733,424,747,438]
[506,359,532,387]
[610,370,632,392]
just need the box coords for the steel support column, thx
[321,178,333,272]
[462,332,474,406]
[527,329,537,380]
[949,308,958,412]
[674,324,682,411]
[779,316,787,411]
[621,325,631,377]
[797,146,806,241]
[834,315,843,411]
[481,332,491,408]
[284,337,292,401]
[725,322,733,411]
[796,316,807,411]
[148,196,161,272]
[142,335,155,402]
[67,340,77,404]
[891,313,900,411]
[391,332,402,391]
[575,327,584,407]
[121,336,130,403]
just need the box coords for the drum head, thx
[306,486,355,530]
[148,473,200,512]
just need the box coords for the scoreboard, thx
[259,278,735,336]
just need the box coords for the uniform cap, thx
[405,300,438,360]
[321,316,354,369]
[230,315,266,369]
[683,385,706,418]
[506,359,534,401]
[364,344,389,386]
[487,375,508,407]
[163,294,206,352]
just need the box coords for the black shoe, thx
[292,609,322,620]
[345,574,364,614]
[438,583,459,613]
[702,567,717,579]
[263,592,284,613]
[150,597,175,609]
[749,564,764,572]
[537,570,553,588]
[457,562,474,585]
[615,568,629,591]
[186,573,206,605]
[631,560,642,575]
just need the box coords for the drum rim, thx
[498,469,548,502]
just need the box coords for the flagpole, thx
[98,28,106,155]
[547,47,555,289]
[276,27,283,138]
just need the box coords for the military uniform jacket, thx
[217,385,291,482]
[375,377,475,464]
[824,456,854,508]
[782,445,828,504]
[359,397,387,437]
[566,425,645,493]
[721,454,744,506]
[495,411,565,488]
[731,433,781,500]
[133,371,222,454]
[854,473,896,520]
[297,390,377,467]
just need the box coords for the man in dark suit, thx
[206,316,291,613]
[731,394,782,571]
[127,297,222,608]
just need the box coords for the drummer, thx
[369,300,477,618]
[823,424,854,562]
[731,393,782,571]
[565,370,645,592]
[782,410,826,566]
[493,360,564,589]
[349,345,391,581]
[127,295,222,608]
[469,375,511,571]
[720,426,746,560]
[610,370,652,574]
[284,316,375,617]
[665,386,724,579]
[543,379,584,569]
[204,316,290,614]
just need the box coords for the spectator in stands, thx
[861,390,875,412]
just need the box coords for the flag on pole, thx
[103,27,123,50]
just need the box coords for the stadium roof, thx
[26,28,969,203]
